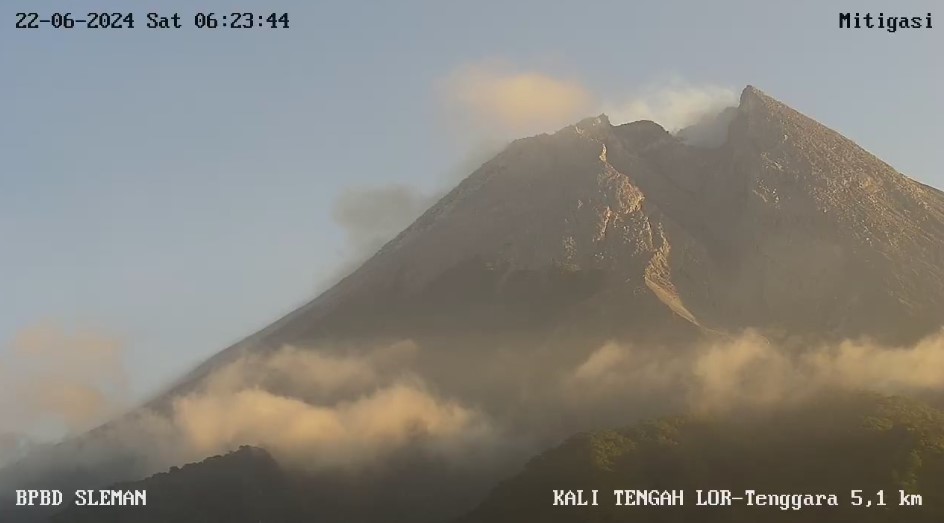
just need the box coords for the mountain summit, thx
[191,85,943,379]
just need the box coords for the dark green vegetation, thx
[460,393,944,523]
[48,446,300,523]
[48,446,494,523]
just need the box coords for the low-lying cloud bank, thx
[18,342,499,480]
[566,330,944,415]
[168,343,495,470]
[5,328,944,490]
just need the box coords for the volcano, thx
[186,86,944,367]
[5,85,944,523]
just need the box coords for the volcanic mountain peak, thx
[272,85,940,345]
[4,85,943,523]
[177,85,942,386]
[740,83,769,103]
[565,84,768,148]
[738,83,812,123]
[572,113,611,132]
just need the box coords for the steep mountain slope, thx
[182,85,943,390]
[458,393,944,523]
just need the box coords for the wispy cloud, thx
[0,323,129,465]
[439,60,596,137]
[331,184,435,265]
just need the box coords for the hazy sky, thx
[2,0,941,409]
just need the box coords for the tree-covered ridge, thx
[50,446,302,523]
[460,393,944,523]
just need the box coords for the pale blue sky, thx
[2,0,941,404]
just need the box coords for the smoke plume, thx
[440,62,738,144]
[605,80,738,133]
[328,142,502,277]
[332,184,435,265]
[439,60,596,138]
